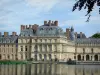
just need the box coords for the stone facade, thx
[75,39,100,61]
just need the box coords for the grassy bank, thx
[0,60,27,64]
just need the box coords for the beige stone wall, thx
[75,44,100,61]
[17,36,76,61]
[0,44,17,60]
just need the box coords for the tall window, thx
[35,39,37,42]
[40,44,42,52]
[54,45,57,52]
[12,48,13,53]
[21,46,23,51]
[83,48,85,53]
[25,46,27,51]
[91,48,93,53]
[34,45,37,52]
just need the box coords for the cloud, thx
[25,0,59,12]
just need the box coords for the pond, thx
[0,64,100,75]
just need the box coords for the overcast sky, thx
[0,0,100,37]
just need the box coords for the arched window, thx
[77,55,81,61]
[94,55,98,61]
[86,55,90,61]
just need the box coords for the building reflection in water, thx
[0,64,100,75]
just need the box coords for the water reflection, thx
[0,64,100,75]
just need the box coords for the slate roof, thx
[75,38,100,44]
[20,25,65,37]
[37,25,65,37]
[20,29,35,37]
[0,35,18,43]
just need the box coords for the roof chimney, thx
[66,28,70,40]
[29,25,31,29]
[12,32,17,36]
[32,24,39,31]
[54,20,58,26]
[80,32,83,38]
[4,32,8,37]
[44,21,47,25]
[48,20,51,26]
[21,25,25,31]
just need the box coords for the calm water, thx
[0,64,100,75]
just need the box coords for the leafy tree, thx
[91,33,100,38]
[72,0,100,22]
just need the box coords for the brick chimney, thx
[29,25,31,29]
[44,20,47,25]
[48,20,51,26]
[80,32,83,38]
[66,28,70,40]
[12,32,17,36]
[52,21,54,25]
[21,25,25,31]
[32,24,39,31]
[4,32,8,37]
[54,20,58,26]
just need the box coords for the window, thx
[74,56,76,59]
[12,48,13,53]
[83,48,85,53]
[25,46,27,51]
[35,39,37,42]
[91,48,93,53]
[21,46,23,51]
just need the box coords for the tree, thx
[91,33,100,38]
[72,0,100,22]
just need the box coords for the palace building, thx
[0,32,18,60]
[18,20,75,61]
[0,20,100,62]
